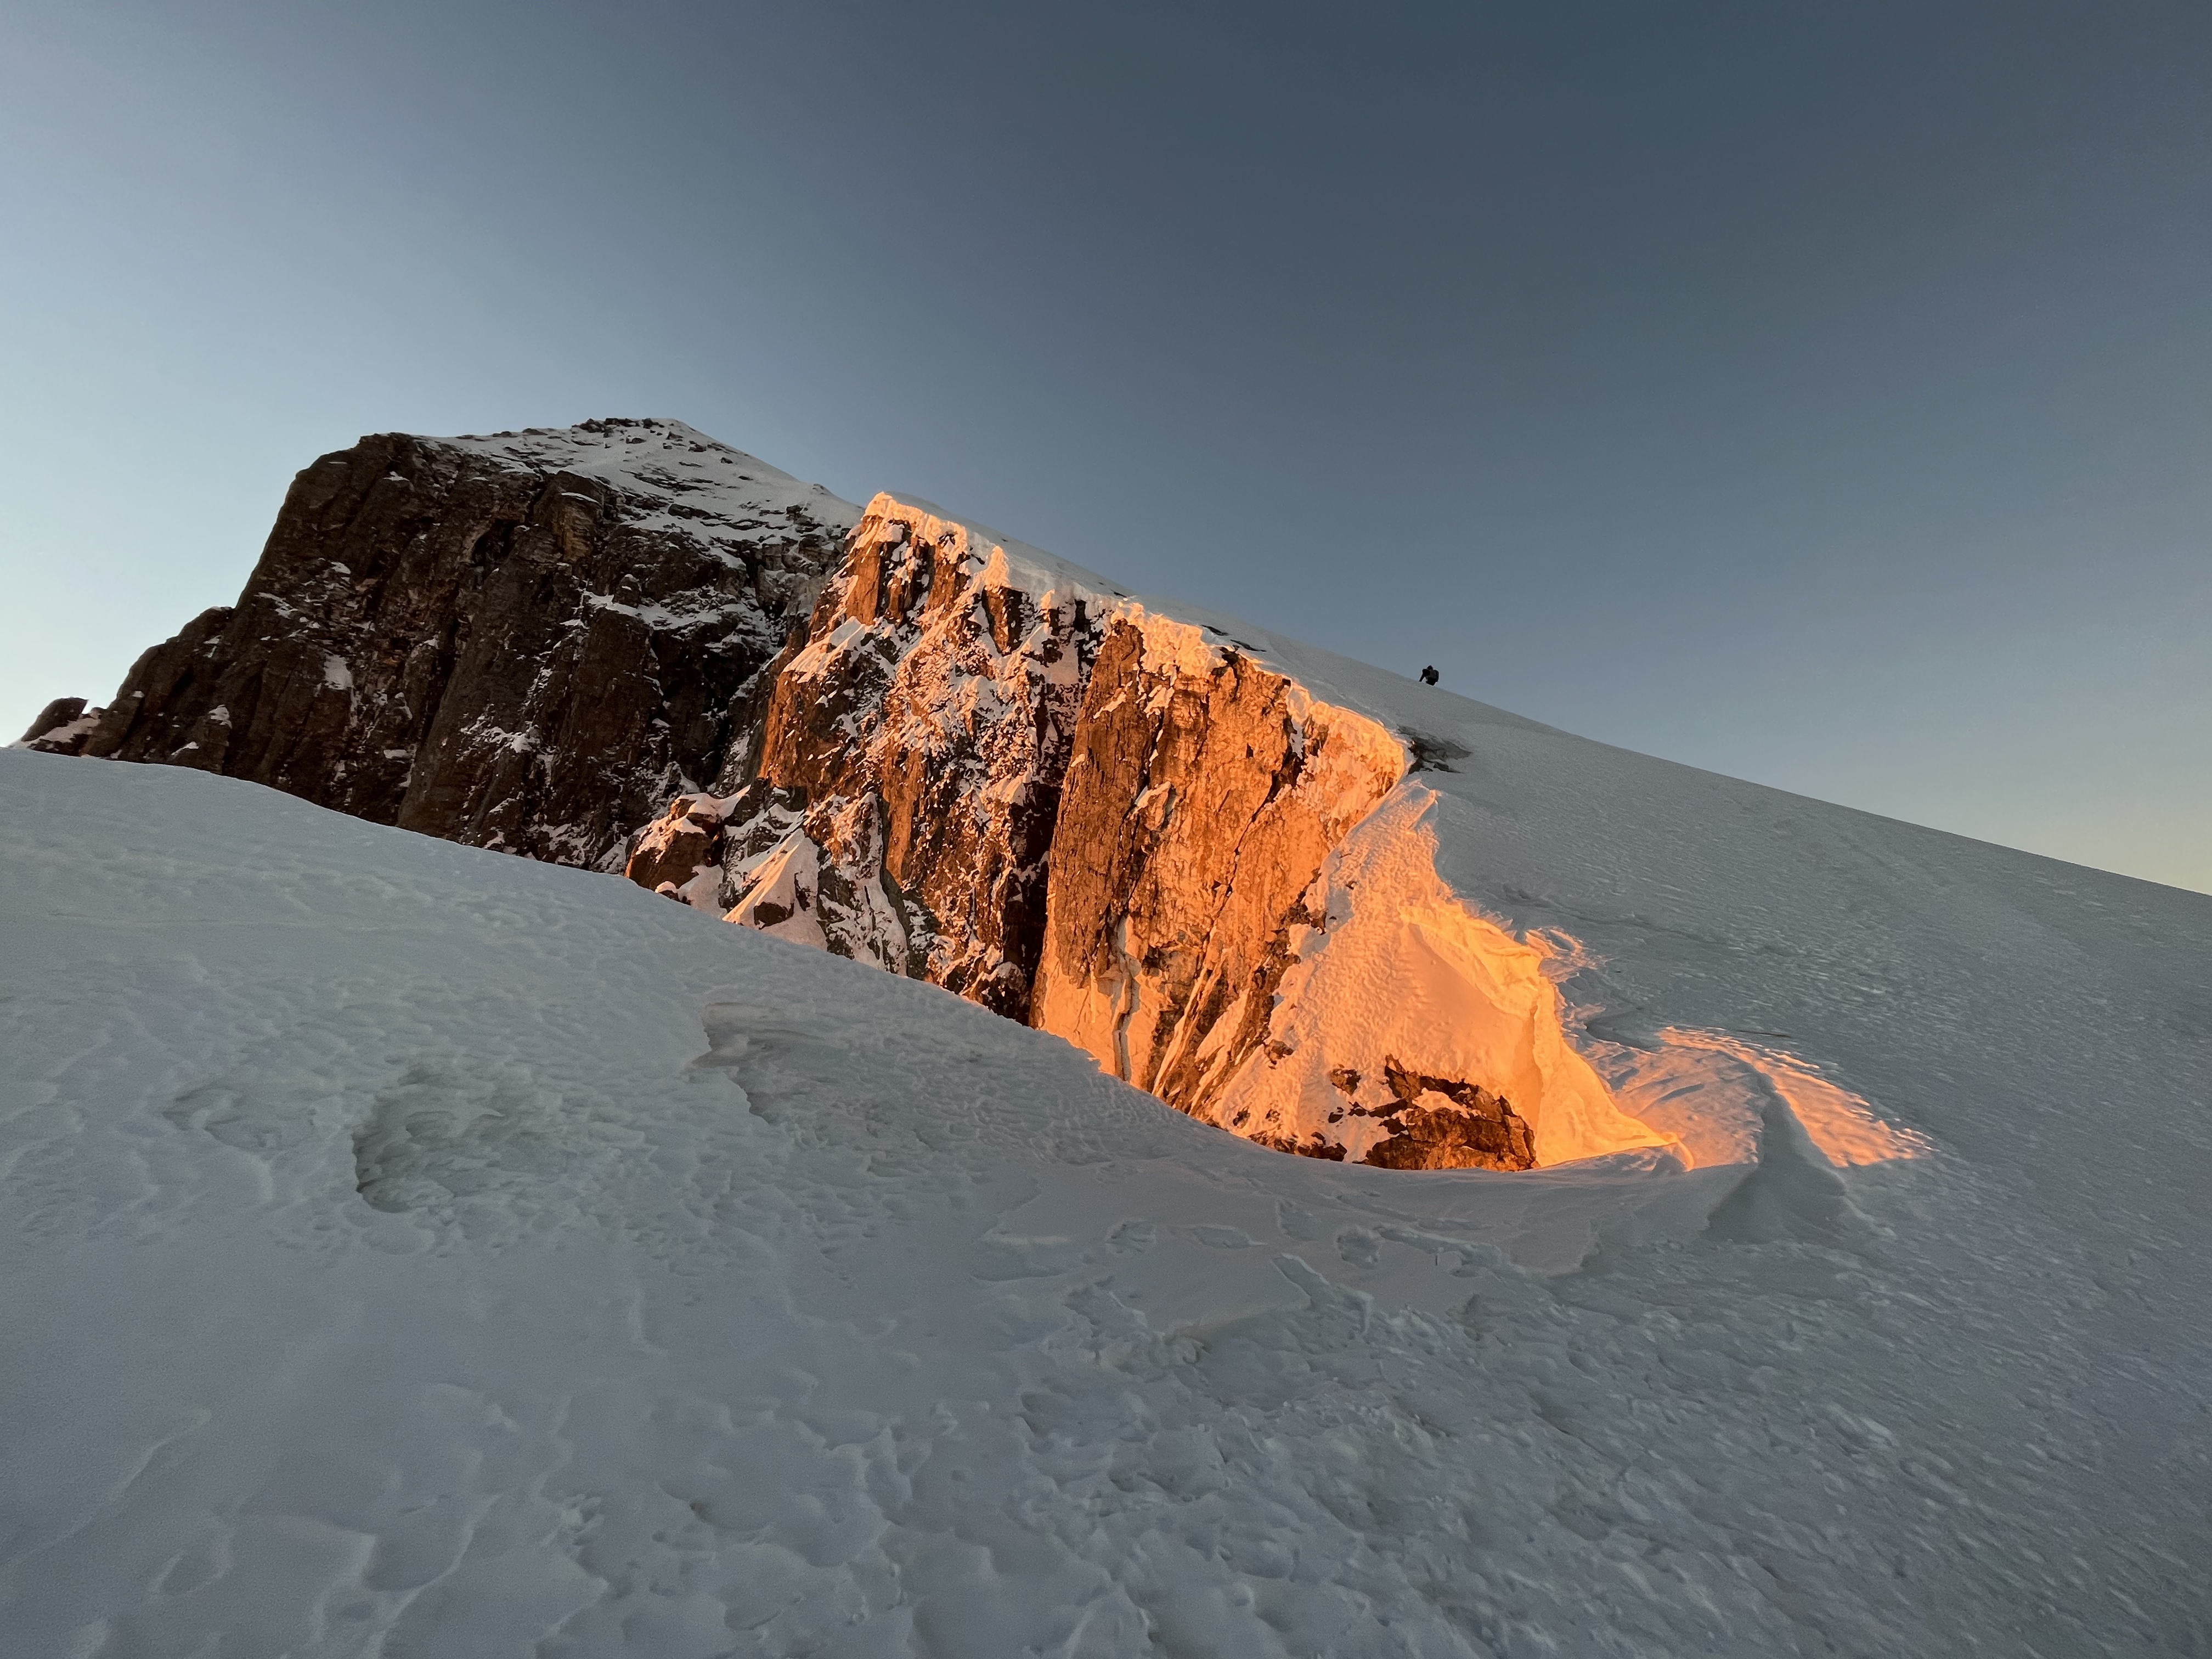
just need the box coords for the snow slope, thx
[1,707,2207,1650]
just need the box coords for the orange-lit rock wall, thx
[1030,611,1404,1116]
[627,493,1662,1170]
[657,495,1099,1019]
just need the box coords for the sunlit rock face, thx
[628,492,1640,1171]
[656,495,1102,1018]
[75,419,855,868]
[1031,612,1404,1117]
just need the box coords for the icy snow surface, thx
[2,686,2208,1652]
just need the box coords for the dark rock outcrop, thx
[1323,1059,1536,1171]
[78,419,857,868]
[14,698,105,755]
[625,793,729,895]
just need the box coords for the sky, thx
[2,0,2206,893]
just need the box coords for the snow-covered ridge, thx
[856,491,1123,611]
[438,417,850,551]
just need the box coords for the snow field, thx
[1,746,2206,1656]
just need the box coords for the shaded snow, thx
[2,746,2207,1655]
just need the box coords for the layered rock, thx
[72,419,857,867]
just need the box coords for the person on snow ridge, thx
[1419,665,1440,685]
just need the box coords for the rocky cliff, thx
[624,498,1105,1014]
[1030,611,1404,1121]
[15,698,103,755]
[623,488,1660,1170]
[46,419,856,868]
[30,421,1659,1170]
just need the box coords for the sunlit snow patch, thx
[1210,782,1674,1169]
[1658,1030,1929,1168]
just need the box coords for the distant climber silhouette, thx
[1419,665,1440,686]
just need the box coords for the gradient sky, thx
[4,0,2207,891]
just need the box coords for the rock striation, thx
[67,419,856,868]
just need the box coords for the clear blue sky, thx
[4,1,2206,892]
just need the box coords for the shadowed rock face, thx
[15,698,104,755]
[76,419,856,868]
[625,793,728,894]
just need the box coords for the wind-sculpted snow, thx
[1207,783,1667,1167]
[3,751,2205,1655]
